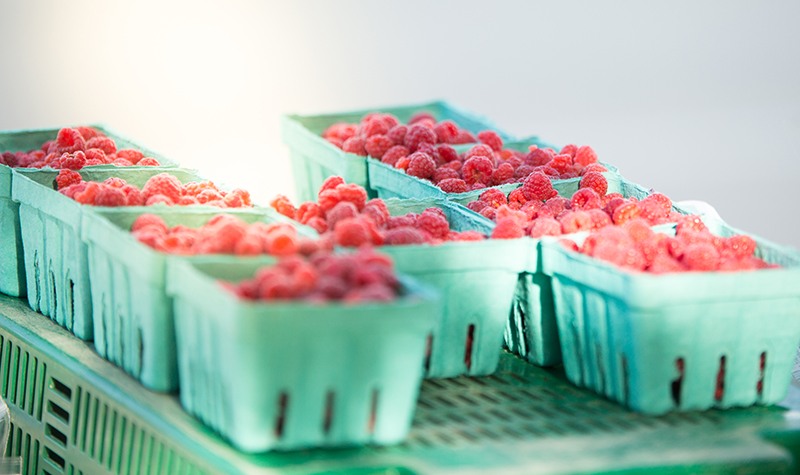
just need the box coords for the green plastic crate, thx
[379,198,529,378]
[504,179,667,368]
[541,218,800,414]
[166,257,439,452]
[281,100,535,202]
[81,207,309,392]
[0,125,178,299]
[11,168,202,340]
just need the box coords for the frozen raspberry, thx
[386,125,408,145]
[362,198,390,227]
[142,173,182,203]
[522,172,557,202]
[579,172,608,196]
[270,195,297,219]
[336,183,368,210]
[477,130,503,152]
[365,134,394,159]
[434,120,460,144]
[381,145,409,166]
[491,163,515,185]
[611,202,641,225]
[404,125,437,152]
[491,218,524,239]
[722,235,757,259]
[558,211,593,234]
[334,217,372,247]
[383,227,428,245]
[573,146,598,167]
[570,188,603,210]
[56,128,86,153]
[55,169,82,189]
[342,136,367,156]
[406,152,436,180]
[417,209,450,239]
[479,188,507,208]
[682,242,720,271]
[461,156,494,185]
[529,218,562,238]
[676,215,708,235]
[587,208,612,229]
[326,201,359,228]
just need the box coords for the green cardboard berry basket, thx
[10,167,202,340]
[81,206,313,392]
[378,198,529,378]
[281,100,540,202]
[0,125,178,298]
[540,218,800,414]
[165,257,439,452]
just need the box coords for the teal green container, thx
[11,168,201,340]
[541,218,800,414]
[166,257,439,452]
[380,198,530,378]
[504,179,659,368]
[281,100,538,202]
[81,207,306,392]
[0,125,178,298]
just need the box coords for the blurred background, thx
[1,0,798,246]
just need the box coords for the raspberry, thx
[433,120,460,144]
[360,116,391,137]
[582,163,608,175]
[323,123,357,142]
[94,186,127,207]
[639,193,672,221]
[648,254,686,274]
[611,202,641,225]
[434,178,466,194]
[417,208,450,239]
[404,125,437,152]
[305,217,328,234]
[508,188,528,208]
[296,202,322,224]
[86,136,117,155]
[116,149,144,164]
[56,128,86,153]
[536,166,561,178]
[178,195,199,205]
[529,218,562,238]
[573,145,598,167]
[593,240,646,271]
[318,189,342,213]
[559,144,578,157]
[449,230,486,241]
[461,156,494,185]
[623,219,655,243]
[548,154,572,175]
[604,196,627,216]
[131,214,168,233]
[406,152,436,180]
[525,147,554,167]
[722,235,757,259]
[83,148,107,164]
[479,188,508,208]
[56,169,82,189]
[380,145,409,166]
[480,207,496,220]
[496,205,527,225]
[137,157,161,166]
[587,208,612,229]
[467,200,488,213]
[270,194,297,219]
[433,167,459,183]
[559,211,593,234]
[365,134,394,159]
[319,176,345,195]
[196,189,224,204]
[408,112,436,125]
[579,172,608,196]
[227,189,252,208]
[264,228,300,256]
[233,234,263,256]
[387,215,417,228]
[538,197,570,218]
[103,177,127,189]
[676,215,708,235]
[145,194,174,206]
[383,227,428,245]
[570,188,603,210]
[477,130,503,152]
[491,163,515,185]
[437,144,459,163]
[326,201,359,228]
[59,151,87,170]
[386,125,408,145]
[75,126,102,140]
[122,185,145,205]
[463,144,494,162]
[682,243,720,271]
[141,173,182,203]
[394,156,411,170]
[334,217,372,247]
[342,136,367,156]
[491,218,525,239]
[520,200,543,218]
[337,183,368,210]
[362,198,390,227]
[522,172,557,202]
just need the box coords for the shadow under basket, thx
[166,258,439,452]
[541,219,800,414]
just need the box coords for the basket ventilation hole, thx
[50,377,72,400]
[367,389,379,435]
[423,333,433,373]
[715,355,726,402]
[464,324,476,371]
[323,391,335,435]
[46,422,67,448]
[757,352,767,397]
[671,357,685,407]
[44,446,65,470]
[620,354,629,404]
[274,392,288,439]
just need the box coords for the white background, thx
[1,0,798,247]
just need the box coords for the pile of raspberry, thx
[0,127,161,169]
[562,215,776,273]
[271,176,487,247]
[131,213,321,256]
[56,170,253,208]
[224,247,402,303]
[467,171,683,239]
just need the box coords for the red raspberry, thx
[548,154,572,175]
[417,208,450,239]
[579,172,608,196]
[59,151,86,170]
[467,200,487,213]
[479,188,508,208]
[491,163,515,185]
[342,136,367,156]
[408,112,436,125]
[86,136,117,156]
[56,128,86,153]
[722,235,757,259]
[436,144,459,163]
[461,156,494,185]
[84,148,108,164]
[145,194,174,206]
[477,130,503,152]
[480,207,496,220]
[380,145,409,166]
[469,182,488,191]
[438,178,468,194]
[55,169,82,189]
[522,172,557,202]
[676,215,708,235]
[416,143,441,165]
[142,173,182,204]
[394,155,411,170]
[604,196,627,216]
[386,125,408,145]
[264,228,300,256]
[319,176,345,195]
[226,189,252,208]
[318,189,342,213]
[648,254,686,274]
[538,196,571,218]
[449,231,486,241]
[433,167,460,183]
[326,201,359,228]
[491,218,525,239]
[406,152,436,180]
[360,116,391,137]
[387,214,417,229]
[121,185,144,206]
[434,120,460,144]
[323,123,358,143]
[93,186,127,207]
[682,243,720,271]
[137,157,161,167]
[334,217,372,247]
[639,193,672,222]
[337,183,368,210]
[404,125,437,152]
[558,211,593,234]
[612,202,641,225]
[111,158,134,167]
[383,227,428,245]
[453,130,477,144]
[131,214,168,233]
[587,209,612,229]
[178,195,199,205]
[463,144,494,162]
[573,145,598,167]
[197,189,224,204]
[116,149,144,164]
[570,188,603,211]
[593,240,647,271]
[75,126,102,140]
[623,219,655,243]
[524,147,554,167]
[365,134,394,159]
[270,194,297,219]
[529,218,562,238]
[306,217,328,234]
[508,188,528,208]
[496,205,527,225]
[559,144,578,157]
[234,234,264,256]
[362,198,390,227]
[296,202,322,224]
[581,163,608,175]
